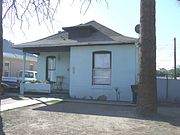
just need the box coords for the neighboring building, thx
[3,39,37,77]
[14,21,139,101]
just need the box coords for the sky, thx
[3,0,180,69]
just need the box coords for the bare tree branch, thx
[2,0,60,31]
[2,0,108,33]
[80,0,92,15]
[80,0,108,15]
[2,0,15,20]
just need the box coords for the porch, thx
[20,46,70,95]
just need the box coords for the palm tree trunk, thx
[137,0,157,115]
[0,0,3,95]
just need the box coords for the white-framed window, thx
[4,61,10,77]
[92,51,111,85]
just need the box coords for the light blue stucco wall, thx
[37,52,70,90]
[70,45,139,101]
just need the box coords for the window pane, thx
[5,63,9,67]
[4,72,9,77]
[94,53,110,68]
[29,64,34,71]
[19,72,22,77]
[24,72,33,78]
[93,69,111,85]
[35,73,37,79]
[46,56,56,82]
[48,70,56,82]
[27,72,34,78]
[4,62,10,71]
[93,69,111,78]
[93,78,111,85]
[48,57,56,69]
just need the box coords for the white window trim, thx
[4,61,10,76]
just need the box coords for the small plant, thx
[24,80,50,84]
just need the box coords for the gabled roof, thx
[13,21,137,49]
[3,39,37,59]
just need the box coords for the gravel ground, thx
[1,102,180,135]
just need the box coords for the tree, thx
[156,70,166,77]
[137,0,157,115]
[0,0,3,95]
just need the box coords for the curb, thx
[63,99,136,107]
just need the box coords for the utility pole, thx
[174,37,177,79]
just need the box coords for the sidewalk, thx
[0,92,135,112]
[0,94,63,111]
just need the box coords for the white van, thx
[18,71,37,82]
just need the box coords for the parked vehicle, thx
[1,76,19,90]
[18,71,37,82]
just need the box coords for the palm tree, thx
[137,0,157,115]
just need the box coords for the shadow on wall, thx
[33,101,180,127]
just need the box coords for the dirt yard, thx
[1,102,180,135]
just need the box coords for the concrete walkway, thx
[1,96,63,112]
[0,93,135,112]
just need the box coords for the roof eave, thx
[12,41,136,49]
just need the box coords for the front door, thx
[46,56,56,82]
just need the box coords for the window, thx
[46,56,56,82]
[4,71,9,77]
[29,64,34,71]
[35,73,37,79]
[4,61,10,77]
[19,71,34,78]
[92,51,111,85]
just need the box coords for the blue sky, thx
[3,0,180,69]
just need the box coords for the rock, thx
[97,95,107,101]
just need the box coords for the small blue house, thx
[14,21,139,101]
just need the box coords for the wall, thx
[3,57,37,77]
[37,51,70,90]
[70,44,139,101]
[157,78,180,103]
